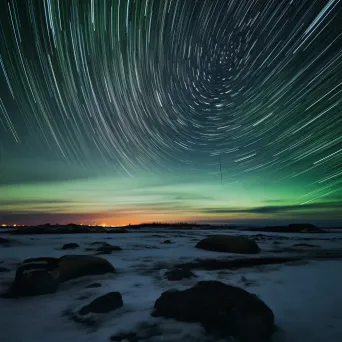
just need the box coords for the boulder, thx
[164,268,196,281]
[94,242,122,255]
[79,292,123,315]
[61,243,79,250]
[5,255,115,297]
[196,235,260,254]
[163,240,172,244]
[10,269,59,296]
[23,257,60,266]
[7,258,60,296]
[152,281,274,342]
[58,255,115,282]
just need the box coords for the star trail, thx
[1,0,342,226]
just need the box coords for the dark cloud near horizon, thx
[201,202,342,215]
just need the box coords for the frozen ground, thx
[1,229,342,342]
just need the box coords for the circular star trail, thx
[1,0,342,203]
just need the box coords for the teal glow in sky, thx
[1,0,342,226]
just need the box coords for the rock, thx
[23,257,60,267]
[152,281,274,342]
[61,243,80,250]
[10,269,59,297]
[165,268,196,281]
[95,242,122,255]
[163,239,172,244]
[175,256,299,271]
[79,292,123,315]
[6,258,60,297]
[293,243,318,248]
[196,235,260,254]
[0,237,19,247]
[85,282,102,288]
[58,255,115,282]
[4,255,115,297]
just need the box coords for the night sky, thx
[1,0,342,226]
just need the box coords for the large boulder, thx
[196,235,260,254]
[152,281,274,342]
[5,255,115,297]
[7,258,60,296]
[10,269,59,297]
[58,255,115,282]
[79,292,123,315]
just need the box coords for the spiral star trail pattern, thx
[1,0,342,226]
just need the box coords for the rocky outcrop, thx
[152,281,275,342]
[5,255,115,297]
[58,255,115,282]
[79,292,123,315]
[196,235,260,254]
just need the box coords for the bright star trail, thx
[0,0,342,226]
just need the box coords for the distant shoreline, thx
[1,222,341,235]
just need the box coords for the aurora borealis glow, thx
[1,0,342,226]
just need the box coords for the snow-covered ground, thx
[1,229,342,342]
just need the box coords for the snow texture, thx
[1,228,342,342]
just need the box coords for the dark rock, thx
[0,267,10,272]
[62,243,80,250]
[165,268,196,281]
[196,235,260,254]
[10,269,59,297]
[293,243,318,248]
[20,258,60,274]
[85,282,102,288]
[152,281,274,342]
[23,257,60,267]
[5,258,61,297]
[95,242,122,255]
[0,237,19,246]
[163,239,172,244]
[175,256,300,270]
[58,255,115,282]
[6,255,116,297]
[79,292,123,315]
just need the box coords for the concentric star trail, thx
[1,0,342,222]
